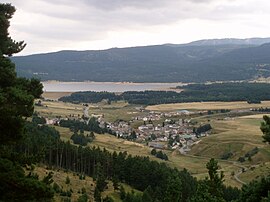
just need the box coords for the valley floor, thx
[35,96,270,188]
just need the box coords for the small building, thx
[148,142,164,149]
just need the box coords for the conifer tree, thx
[261,115,270,144]
[0,3,42,144]
[0,3,52,201]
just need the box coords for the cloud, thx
[7,0,270,55]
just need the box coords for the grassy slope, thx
[33,166,139,202]
[189,115,270,184]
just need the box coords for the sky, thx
[6,0,270,55]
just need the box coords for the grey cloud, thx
[9,0,247,42]
[8,0,270,55]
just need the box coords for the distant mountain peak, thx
[186,37,270,46]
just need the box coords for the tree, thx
[206,158,224,198]
[120,185,126,200]
[261,115,270,144]
[239,176,270,202]
[0,3,52,201]
[94,187,101,202]
[142,186,153,202]
[0,4,26,56]
[103,196,114,202]
[191,159,225,202]
[65,176,70,184]
[112,177,119,191]
[77,193,88,202]
[164,172,182,202]
[150,148,157,156]
[96,174,107,192]
[0,4,42,144]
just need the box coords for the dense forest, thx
[59,82,270,105]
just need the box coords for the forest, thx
[59,82,270,105]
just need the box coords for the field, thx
[42,92,72,100]
[146,101,270,111]
[35,99,270,188]
[35,100,142,122]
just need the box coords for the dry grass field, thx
[35,100,141,122]
[189,115,270,185]
[238,114,270,119]
[190,117,270,159]
[146,101,270,111]
[42,92,72,100]
[35,101,84,119]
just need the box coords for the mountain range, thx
[12,37,270,82]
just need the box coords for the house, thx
[148,142,164,149]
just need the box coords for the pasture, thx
[146,101,270,111]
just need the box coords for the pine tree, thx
[206,158,224,198]
[0,3,42,144]
[0,3,52,201]
[261,115,270,144]
[94,186,102,202]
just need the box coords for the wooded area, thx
[59,83,270,105]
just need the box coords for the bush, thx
[53,183,61,193]
[65,176,70,184]
[238,157,245,163]
[221,152,233,160]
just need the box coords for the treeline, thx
[71,131,95,146]
[251,107,270,112]
[13,122,256,201]
[58,91,119,104]
[59,117,113,135]
[59,82,270,105]
[195,124,212,134]
[150,148,169,161]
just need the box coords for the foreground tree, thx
[238,176,270,202]
[191,158,225,202]
[0,3,42,143]
[0,3,53,201]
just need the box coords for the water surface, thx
[42,81,184,92]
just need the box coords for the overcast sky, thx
[7,0,270,55]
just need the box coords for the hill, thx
[12,38,270,82]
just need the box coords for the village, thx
[104,114,209,154]
[39,100,211,154]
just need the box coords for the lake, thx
[42,81,185,92]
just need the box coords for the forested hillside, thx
[12,39,270,82]
[59,82,270,105]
